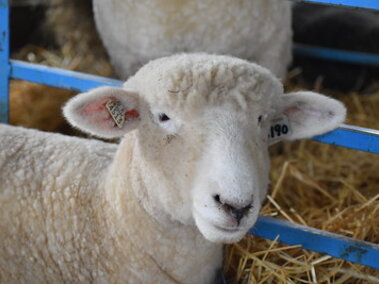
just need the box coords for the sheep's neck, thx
[103,136,223,283]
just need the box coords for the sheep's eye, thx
[158,113,170,122]
[258,115,263,123]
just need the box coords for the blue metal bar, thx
[10,60,123,92]
[297,0,379,10]
[0,0,10,123]
[313,124,379,154]
[294,44,379,67]
[9,60,379,154]
[252,216,379,269]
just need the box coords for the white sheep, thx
[0,54,346,283]
[93,0,292,79]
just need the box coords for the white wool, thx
[93,0,292,79]
[0,124,222,283]
[0,54,345,283]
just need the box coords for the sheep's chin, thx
[194,214,248,244]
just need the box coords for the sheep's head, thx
[63,54,346,244]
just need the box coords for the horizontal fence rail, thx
[11,60,122,92]
[252,216,379,269]
[9,60,379,155]
[314,125,379,154]
[1,0,379,272]
[297,0,379,10]
[295,44,379,67]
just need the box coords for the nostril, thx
[213,194,221,204]
[227,203,252,224]
[213,195,252,223]
[230,208,244,223]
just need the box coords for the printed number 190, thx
[270,124,289,138]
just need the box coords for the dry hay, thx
[10,0,113,133]
[10,80,74,132]
[19,0,113,76]
[224,76,379,283]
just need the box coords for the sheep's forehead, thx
[128,54,283,114]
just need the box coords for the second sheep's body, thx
[0,54,345,283]
[93,0,292,79]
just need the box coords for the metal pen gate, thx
[1,0,379,270]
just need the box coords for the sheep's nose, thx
[213,195,252,224]
[230,207,248,223]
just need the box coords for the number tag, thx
[106,100,125,128]
[268,115,292,144]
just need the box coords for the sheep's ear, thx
[269,91,346,144]
[63,86,142,138]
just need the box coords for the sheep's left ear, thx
[269,91,346,144]
[63,86,143,139]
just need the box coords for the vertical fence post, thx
[0,0,10,123]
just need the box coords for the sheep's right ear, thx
[268,91,346,144]
[63,86,142,138]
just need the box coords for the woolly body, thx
[93,0,292,79]
[0,125,221,283]
[0,54,345,283]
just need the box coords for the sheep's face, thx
[63,54,346,244]
[191,109,271,243]
[135,103,272,244]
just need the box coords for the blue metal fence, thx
[294,43,379,67]
[0,0,10,123]
[1,0,378,270]
[300,0,379,10]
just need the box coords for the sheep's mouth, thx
[212,224,240,233]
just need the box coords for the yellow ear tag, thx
[106,100,125,128]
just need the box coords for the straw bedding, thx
[10,2,379,282]
[10,0,112,133]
